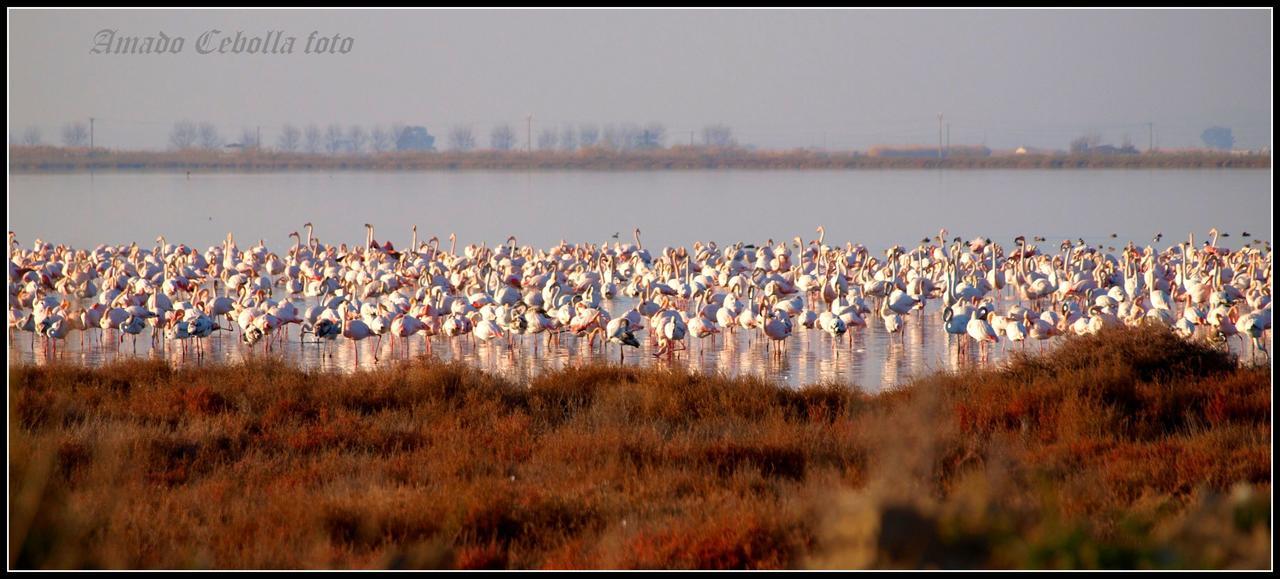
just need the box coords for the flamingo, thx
[762,300,793,356]
[686,297,722,356]
[341,312,374,365]
[119,313,147,354]
[652,307,687,359]
[605,317,641,363]
[966,307,998,360]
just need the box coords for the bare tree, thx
[448,126,476,151]
[579,124,599,148]
[490,124,516,151]
[1069,133,1101,154]
[702,124,735,148]
[348,125,368,153]
[640,122,666,149]
[239,127,259,149]
[601,125,621,150]
[169,120,198,150]
[21,126,42,146]
[278,124,301,152]
[537,128,559,151]
[304,124,322,153]
[61,122,90,147]
[559,125,578,152]
[324,124,345,153]
[601,124,643,151]
[370,125,394,153]
[197,123,223,150]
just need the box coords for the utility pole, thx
[946,123,950,156]
[1147,122,1153,153]
[937,113,944,159]
[256,125,262,150]
[89,117,95,150]
[526,115,533,154]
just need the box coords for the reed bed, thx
[9,326,1271,569]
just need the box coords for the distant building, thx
[396,126,436,151]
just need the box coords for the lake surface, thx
[8,169,1271,253]
[8,169,1272,388]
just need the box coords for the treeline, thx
[13,120,739,153]
[8,145,1270,172]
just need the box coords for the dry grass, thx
[9,326,1271,569]
[9,145,1271,172]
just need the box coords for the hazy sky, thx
[8,9,1272,151]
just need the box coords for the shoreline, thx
[10,146,1271,173]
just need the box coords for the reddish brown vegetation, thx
[9,326,1271,569]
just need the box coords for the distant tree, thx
[370,126,394,153]
[702,124,735,147]
[447,126,475,151]
[348,125,368,153]
[238,127,259,149]
[22,126,42,146]
[197,123,222,150]
[601,125,621,150]
[639,123,666,149]
[396,126,436,151]
[579,124,599,148]
[61,122,90,147]
[537,128,559,151]
[490,124,516,151]
[390,123,407,145]
[609,124,646,150]
[278,124,301,152]
[303,124,322,153]
[1069,133,1101,154]
[1201,126,1235,151]
[560,125,578,151]
[169,120,198,150]
[324,124,345,153]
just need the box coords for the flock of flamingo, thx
[8,225,1273,374]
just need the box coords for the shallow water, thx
[8,169,1272,387]
[9,287,1270,390]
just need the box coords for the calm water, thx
[8,169,1271,252]
[8,169,1272,388]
